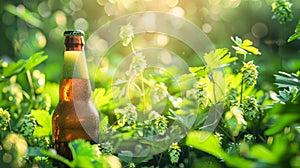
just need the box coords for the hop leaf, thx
[241,61,258,87]
[119,23,134,47]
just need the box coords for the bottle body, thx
[52,30,99,167]
[52,79,99,159]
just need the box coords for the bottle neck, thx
[60,35,91,101]
[62,50,89,79]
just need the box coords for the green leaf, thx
[288,20,300,42]
[25,52,48,70]
[186,131,225,158]
[1,59,25,78]
[5,4,42,27]
[69,139,109,168]
[203,48,237,70]
[231,36,261,55]
[91,88,113,111]
[186,131,254,168]
[265,113,300,135]
[31,110,52,136]
[191,156,222,168]
[288,33,300,42]
[189,66,208,78]
[250,145,277,164]
[274,71,300,88]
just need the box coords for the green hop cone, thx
[272,0,293,24]
[242,96,260,120]
[168,142,181,164]
[241,61,258,87]
[155,115,168,135]
[20,115,37,137]
[115,103,137,127]
[119,23,134,47]
[99,141,114,155]
[0,108,10,131]
[196,81,209,109]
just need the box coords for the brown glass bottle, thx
[52,30,99,167]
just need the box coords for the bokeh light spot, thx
[74,17,89,31]
[87,36,108,55]
[251,22,268,39]
[55,11,67,26]
[156,34,169,47]
[160,50,172,65]
[104,2,118,16]
[202,23,212,33]
[38,1,51,18]
[169,7,185,17]
[70,0,83,12]
[35,31,47,48]
[167,0,179,8]
[209,0,221,5]
[2,153,12,163]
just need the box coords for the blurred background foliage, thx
[0,0,300,87]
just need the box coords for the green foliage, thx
[1,15,300,168]
[43,139,112,168]
[1,52,48,80]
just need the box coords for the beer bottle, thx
[52,30,99,167]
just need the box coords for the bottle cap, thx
[64,30,85,36]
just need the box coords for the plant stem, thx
[26,70,36,100]
[141,73,147,121]
[240,79,244,105]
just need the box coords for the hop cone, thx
[241,61,258,87]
